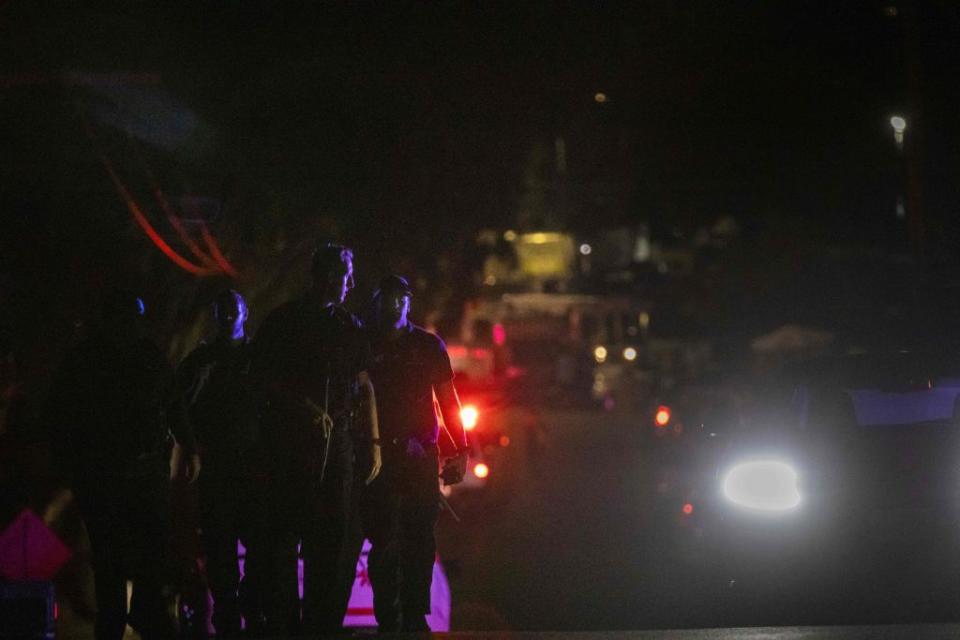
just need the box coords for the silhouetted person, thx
[253,244,381,635]
[361,275,469,632]
[177,289,263,636]
[49,290,199,640]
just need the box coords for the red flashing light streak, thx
[152,187,220,270]
[83,116,224,277]
[100,157,215,276]
[200,224,239,278]
[179,192,239,278]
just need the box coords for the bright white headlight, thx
[722,460,801,512]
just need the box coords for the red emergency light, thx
[655,406,671,427]
[461,405,479,431]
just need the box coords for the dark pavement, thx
[437,407,714,631]
[436,403,960,632]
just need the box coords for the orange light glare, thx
[499,435,511,447]
[473,463,490,479]
[461,405,479,431]
[447,345,468,359]
[655,406,671,427]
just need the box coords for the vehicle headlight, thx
[722,460,801,512]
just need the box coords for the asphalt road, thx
[438,406,711,631]
[436,404,960,632]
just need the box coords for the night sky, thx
[3,2,960,364]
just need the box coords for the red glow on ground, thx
[492,323,507,346]
[655,406,671,427]
[682,503,694,515]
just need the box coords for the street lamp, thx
[890,115,907,148]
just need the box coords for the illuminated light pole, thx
[890,116,908,220]
[890,115,906,150]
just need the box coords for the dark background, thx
[2,0,960,375]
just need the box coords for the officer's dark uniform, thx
[253,298,369,634]
[177,337,261,636]
[51,328,196,640]
[361,322,454,631]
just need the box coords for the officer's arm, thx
[436,381,469,454]
[164,363,201,483]
[174,348,201,401]
[437,380,469,486]
[358,370,382,484]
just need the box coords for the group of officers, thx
[50,243,471,638]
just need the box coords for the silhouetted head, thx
[373,274,412,330]
[213,289,248,341]
[311,243,355,305]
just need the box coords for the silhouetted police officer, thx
[50,290,200,640]
[253,244,381,635]
[177,289,262,636]
[361,275,470,632]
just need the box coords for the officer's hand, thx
[440,451,469,486]
[365,443,382,485]
[185,453,202,483]
[169,444,182,481]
